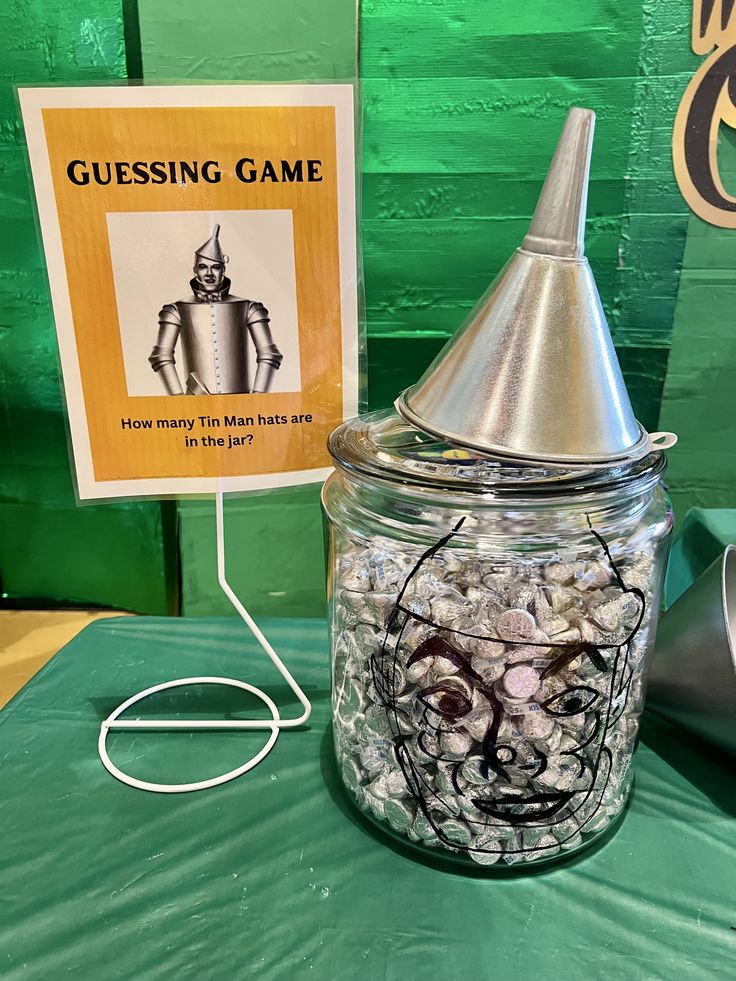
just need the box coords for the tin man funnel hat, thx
[397,107,675,465]
[195,223,227,264]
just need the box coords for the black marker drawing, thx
[370,518,646,858]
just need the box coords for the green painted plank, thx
[359,0,643,81]
[361,0,633,33]
[637,0,707,75]
[363,35,635,83]
[0,7,123,85]
[363,171,692,224]
[138,0,356,81]
[362,174,626,220]
[362,76,636,175]
[362,77,693,179]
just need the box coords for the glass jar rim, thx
[328,408,666,500]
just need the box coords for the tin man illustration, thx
[148,224,283,395]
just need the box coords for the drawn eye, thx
[542,686,600,717]
[417,684,472,721]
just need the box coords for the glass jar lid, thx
[328,408,665,498]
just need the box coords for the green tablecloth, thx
[2,617,734,980]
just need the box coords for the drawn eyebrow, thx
[539,643,608,680]
[407,635,483,684]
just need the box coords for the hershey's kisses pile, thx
[332,527,656,865]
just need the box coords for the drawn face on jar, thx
[372,520,645,858]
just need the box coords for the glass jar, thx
[322,408,673,869]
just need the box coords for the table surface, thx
[0,610,130,710]
[1,617,734,980]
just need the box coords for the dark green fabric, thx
[657,128,736,521]
[665,508,736,609]
[2,617,734,979]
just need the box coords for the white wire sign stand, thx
[98,490,312,793]
[18,84,359,795]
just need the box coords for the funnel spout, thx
[522,107,595,259]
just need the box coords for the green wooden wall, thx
[1,0,733,618]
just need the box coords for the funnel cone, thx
[397,107,651,465]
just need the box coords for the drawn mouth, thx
[472,791,574,824]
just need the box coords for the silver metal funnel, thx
[647,546,736,757]
[397,107,657,466]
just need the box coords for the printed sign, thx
[20,84,358,498]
